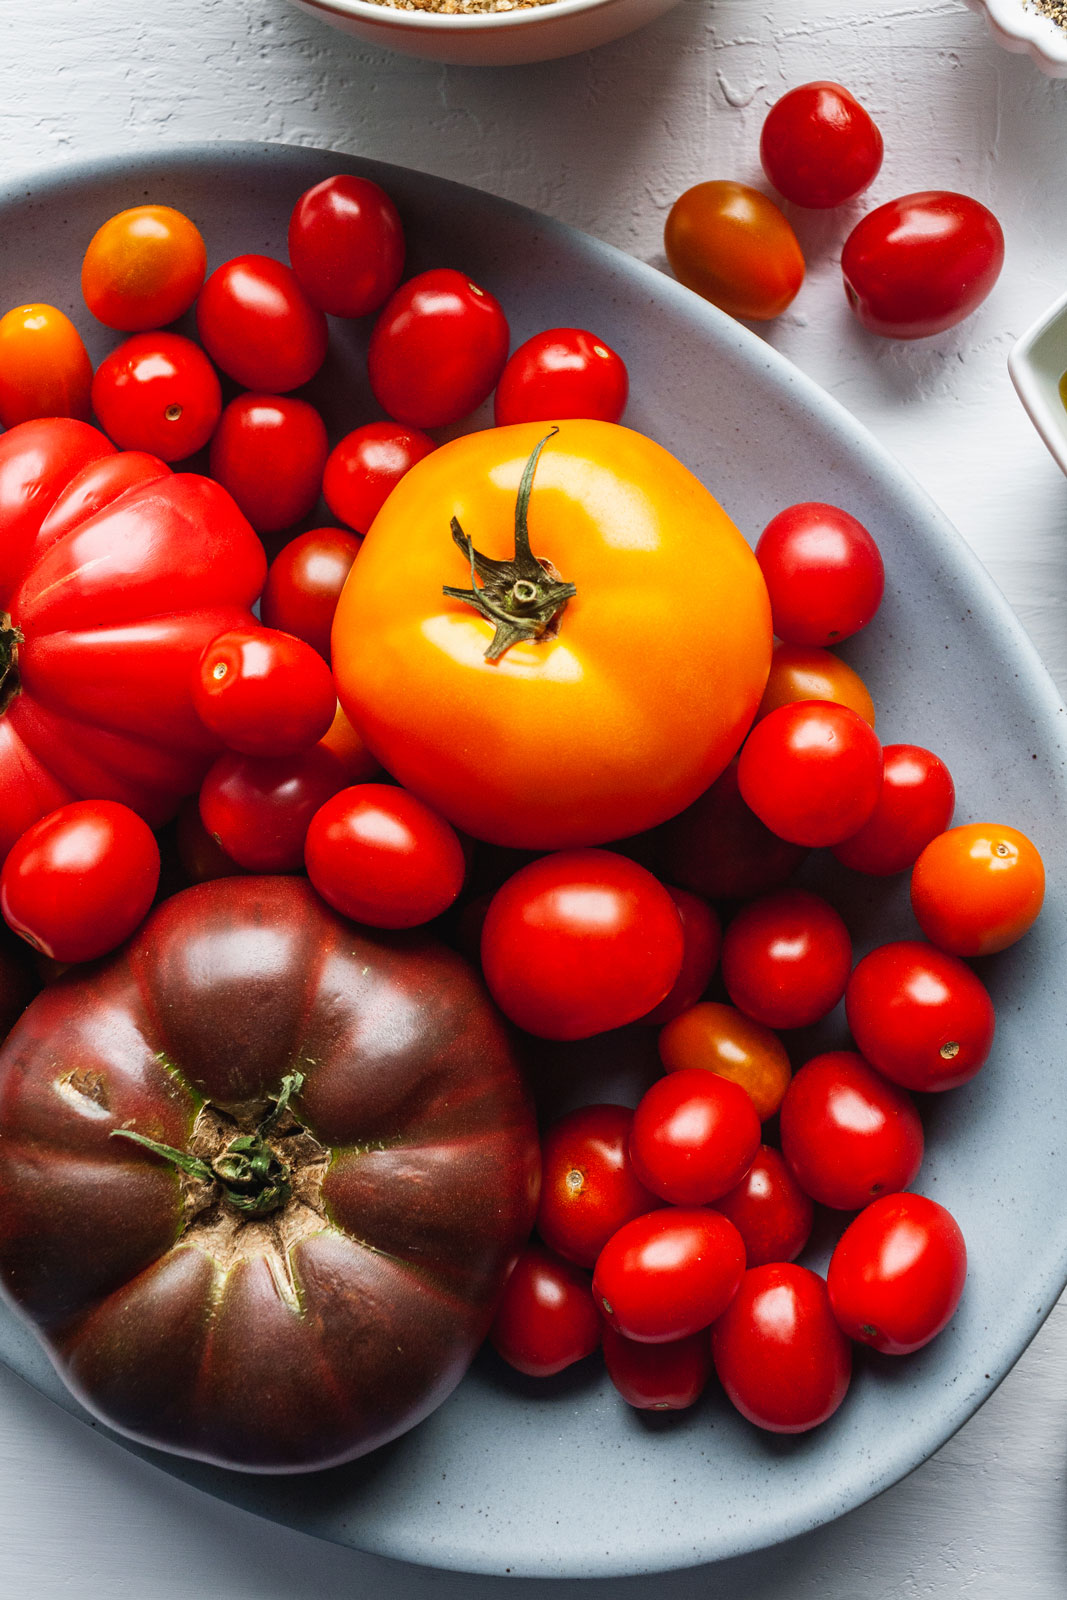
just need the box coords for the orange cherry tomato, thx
[657,1000,792,1121]
[0,304,93,427]
[665,182,805,322]
[81,205,207,331]
[332,421,772,849]
[910,823,1045,956]
[756,640,875,727]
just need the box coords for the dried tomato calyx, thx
[442,428,576,663]
[110,1071,305,1218]
[0,615,23,716]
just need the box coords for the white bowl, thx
[963,0,1067,76]
[1009,288,1067,476]
[287,0,684,66]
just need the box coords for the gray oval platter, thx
[0,142,1065,1579]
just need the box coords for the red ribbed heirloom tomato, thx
[0,876,539,1471]
[332,421,772,848]
[0,418,265,865]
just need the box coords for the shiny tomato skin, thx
[760,82,883,209]
[827,1193,967,1354]
[664,181,804,321]
[629,1068,761,1206]
[713,1145,813,1267]
[90,333,221,462]
[601,1323,712,1411]
[81,205,206,331]
[261,527,362,660]
[711,1263,851,1433]
[658,1001,790,1122]
[738,700,883,848]
[304,783,466,929]
[196,255,328,392]
[755,502,884,646]
[368,268,509,429]
[0,305,93,428]
[779,1051,924,1211]
[720,887,852,1030]
[833,744,955,876]
[208,394,328,535]
[845,940,995,1093]
[0,800,160,963]
[657,757,808,902]
[494,328,628,427]
[910,823,1045,957]
[536,1103,661,1268]
[489,1244,600,1378]
[322,422,436,535]
[480,849,685,1041]
[593,1208,746,1343]
[841,191,1005,339]
[198,743,347,872]
[756,641,875,728]
[287,175,404,318]
[640,887,721,1026]
[333,421,773,850]
[194,627,336,757]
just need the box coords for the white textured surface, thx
[1,1,1066,1594]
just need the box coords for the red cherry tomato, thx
[194,627,336,758]
[827,1192,967,1354]
[664,181,805,322]
[841,192,1005,340]
[711,1264,851,1434]
[287,174,405,318]
[479,850,684,1041]
[720,888,852,1030]
[368,268,510,429]
[208,394,328,535]
[593,1208,746,1343]
[490,1244,601,1378]
[714,1145,813,1267]
[601,1323,712,1411]
[0,800,160,964]
[658,1002,791,1121]
[536,1104,661,1268]
[494,329,628,427]
[260,527,362,661]
[198,744,347,872]
[196,254,328,391]
[81,205,207,331]
[629,1068,761,1206]
[322,422,436,535]
[779,1051,924,1211]
[760,82,883,209]
[832,744,955,876]
[304,783,466,929]
[910,823,1045,957]
[174,796,245,885]
[0,304,93,428]
[845,940,995,1093]
[90,333,221,461]
[640,887,721,1026]
[738,701,883,848]
[657,757,808,901]
[755,502,885,647]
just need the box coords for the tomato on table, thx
[845,940,995,1093]
[536,1104,660,1268]
[827,1193,967,1354]
[287,174,405,318]
[720,887,852,1030]
[208,394,329,535]
[779,1051,924,1211]
[196,254,328,392]
[601,1324,712,1411]
[910,822,1045,956]
[630,1068,761,1205]
[760,82,883,209]
[0,799,160,963]
[489,1244,601,1378]
[91,333,222,461]
[261,527,362,661]
[664,181,805,321]
[738,700,883,847]
[0,304,93,428]
[714,1146,813,1268]
[368,268,510,429]
[322,422,436,535]
[833,744,955,876]
[755,502,884,647]
[194,627,336,757]
[657,1001,791,1121]
[81,205,206,331]
[494,328,628,426]
[639,887,721,1026]
[198,742,348,872]
[756,641,875,727]
[657,758,807,902]
[593,1208,746,1343]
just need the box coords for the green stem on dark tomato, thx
[0,617,23,716]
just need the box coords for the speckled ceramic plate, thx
[0,143,1065,1580]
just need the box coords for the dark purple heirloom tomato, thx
[0,876,539,1473]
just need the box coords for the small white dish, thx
[1009,288,1067,477]
[962,0,1067,77]
[287,0,684,67]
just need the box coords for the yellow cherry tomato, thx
[0,303,93,428]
